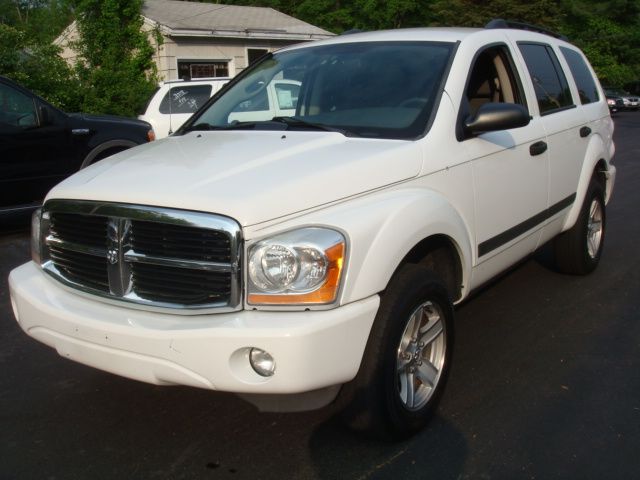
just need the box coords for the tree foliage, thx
[72,0,158,116]
[0,21,78,109]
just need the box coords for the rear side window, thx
[560,47,599,104]
[159,85,212,114]
[518,43,574,114]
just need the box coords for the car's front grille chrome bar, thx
[40,200,243,314]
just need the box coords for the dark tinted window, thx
[159,85,212,114]
[518,43,573,114]
[0,83,37,128]
[560,47,599,104]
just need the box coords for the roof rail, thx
[485,18,569,41]
[340,29,364,35]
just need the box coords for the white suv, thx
[10,21,616,438]
[138,78,230,139]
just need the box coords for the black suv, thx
[0,76,154,217]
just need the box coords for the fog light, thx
[249,348,276,377]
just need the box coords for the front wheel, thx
[338,264,454,439]
[554,177,606,275]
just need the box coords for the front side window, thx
[560,47,599,105]
[186,41,454,139]
[465,44,527,116]
[159,85,212,114]
[518,43,574,114]
[0,83,37,128]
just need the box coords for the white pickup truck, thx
[9,20,616,438]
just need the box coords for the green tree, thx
[561,0,640,86]
[0,22,79,109]
[428,0,564,29]
[72,0,158,116]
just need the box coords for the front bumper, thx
[9,262,379,395]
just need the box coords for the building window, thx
[177,61,229,80]
[247,48,269,66]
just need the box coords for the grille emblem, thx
[107,248,118,264]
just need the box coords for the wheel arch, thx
[333,188,474,305]
[561,133,614,232]
[392,234,464,303]
[80,139,137,169]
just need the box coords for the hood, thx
[47,130,422,226]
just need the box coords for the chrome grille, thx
[41,201,242,313]
[131,263,231,305]
[130,220,231,263]
[48,243,109,292]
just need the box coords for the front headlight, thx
[247,227,346,305]
[30,208,43,264]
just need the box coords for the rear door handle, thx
[580,126,591,138]
[530,141,547,156]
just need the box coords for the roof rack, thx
[340,29,364,36]
[485,19,569,41]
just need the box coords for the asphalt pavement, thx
[1,112,639,479]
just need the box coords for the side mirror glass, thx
[464,103,530,137]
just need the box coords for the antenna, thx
[168,86,174,136]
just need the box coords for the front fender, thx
[342,187,473,304]
[246,184,475,305]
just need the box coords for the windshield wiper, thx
[182,121,257,133]
[271,116,351,136]
[182,118,352,136]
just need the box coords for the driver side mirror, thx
[463,103,530,138]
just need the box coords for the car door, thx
[460,44,549,264]
[0,80,74,210]
[516,42,585,224]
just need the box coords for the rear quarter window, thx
[159,85,212,114]
[559,47,600,104]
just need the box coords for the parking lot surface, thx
[1,112,639,479]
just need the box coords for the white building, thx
[55,0,335,81]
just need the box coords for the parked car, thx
[606,93,624,114]
[10,20,616,439]
[604,87,639,110]
[0,76,154,217]
[138,78,230,139]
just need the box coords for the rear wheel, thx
[339,264,454,439]
[554,177,606,274]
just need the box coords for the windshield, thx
[183,41,454,139]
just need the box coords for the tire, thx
[338,264,454,439]
[553,177,606,275]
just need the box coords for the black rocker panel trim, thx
[478,193,576,257]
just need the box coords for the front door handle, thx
[580,126,592,138]
[530,141,548,156]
